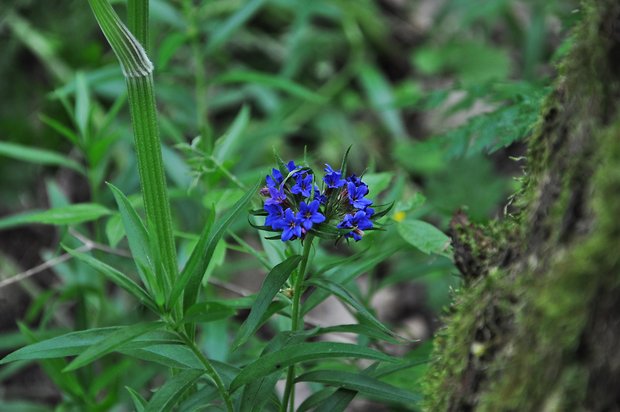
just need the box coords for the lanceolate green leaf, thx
[107,183,161,299]
[126,386,147,412]
[229,342,397,392]
[306,277,395,339]
[232,255,302,349]
[66,247,158,314]
[0,204,110,230]
[299,388,356,412]
[0,141,85,174]
[0,327,121,364]
[296,370,420,406]
[64,322,162,372]
[302,247,399,315]
[144,369,204,412]
[170,181,260,312]
[214,70,324,103]
[239,331,312,412]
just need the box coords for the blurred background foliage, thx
[0,0,578,409]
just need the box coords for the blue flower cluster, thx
[260,160,375,242]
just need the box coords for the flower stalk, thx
[281,233,314,412]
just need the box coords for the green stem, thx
[127,0,149,52]
[179,332,234,412]
[87,0,179,310]
[281,234,314,412]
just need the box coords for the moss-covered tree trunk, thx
[423,1,620,410]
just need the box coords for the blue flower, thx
[265,187,287,206]
[266,168,284,188]
[346,174,366,189]
[281,208,302,241]
[347,181,372,209]
[291,173,313,198]
[337,209,374,241]
[298,200,326,230]
[265,204,286,229]
[287,160,299,173]
[314,185,327,205]
[323,164,345,188]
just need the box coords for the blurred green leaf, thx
[0,203,110,230]
[214,71,324,103]
[397,219,452,257]
[413,40,511,85]
[0,141,84,174]
[358,64,407,140]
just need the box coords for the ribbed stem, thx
[127,0,149,52]
[88,0,178,307]
[281,234,314,412]
[126,75,178,294]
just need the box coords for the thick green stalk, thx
[127,0,149,51]
[88,0,178,302]
[281,235,314,412]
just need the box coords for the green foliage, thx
[0,0,573,409]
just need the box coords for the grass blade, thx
[232,255,302,349]
[229,342,396,392]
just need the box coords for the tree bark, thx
[423,1,620,411]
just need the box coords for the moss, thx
[422,0,620,409]
[422,269,516,411]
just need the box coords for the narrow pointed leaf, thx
[0,204,110,230]
[126,386,147,412]
[66,247,158,313]
[171,180,260,311]
[301,388,356,412]
[0,141,84,174]
[239,331,317,412]
[106,183,158,293]
[144,369,205,412]
[229,342,396,392]
[232,255,301,349]
[0,327,121,364]
[296,370,421,406]
[63,322,161,372]
[305,277,395,339]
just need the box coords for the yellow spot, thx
[393,211,406,222]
